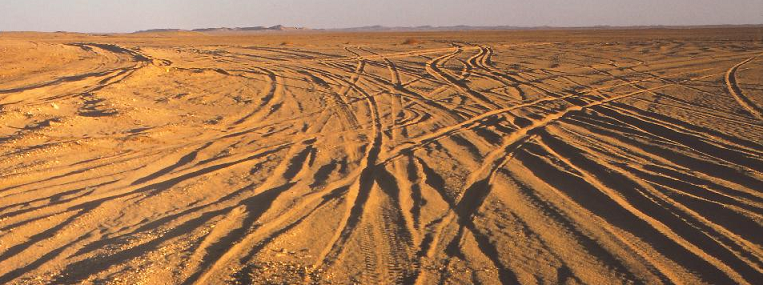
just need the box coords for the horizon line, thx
[2,23,762,34]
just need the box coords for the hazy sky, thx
[1,0,761,33]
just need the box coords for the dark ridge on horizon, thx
[134,25,309,34]
[2,24,760,35]
[130,23,763,34]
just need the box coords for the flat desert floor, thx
[1,28,762,284]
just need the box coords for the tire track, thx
[725,54,763,121]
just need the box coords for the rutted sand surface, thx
[1,29,762,284]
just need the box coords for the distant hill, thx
[195,25,308,33]
[130,24,763,34]
[133,25,309,34]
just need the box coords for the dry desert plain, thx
[0,28,762,284]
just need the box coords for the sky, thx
[1,0,761,33]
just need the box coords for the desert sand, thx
[0,28,762,284]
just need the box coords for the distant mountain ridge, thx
[193,25,308,33]
[132,24,763,34]
[134,25,309,34]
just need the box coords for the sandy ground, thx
[0,28,762,284]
